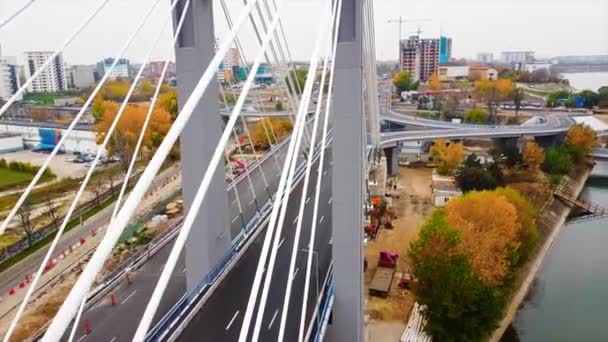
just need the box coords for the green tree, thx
[392,71,417,93]
[598,86,608,108]
[576,90,599,108]
[410,210,507,341]
[464,108,488,123]
[546,90,570,107]
[275,101,284,111]
[542,146,573,175]
[455,155,498,192]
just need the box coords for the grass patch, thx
[0,234,23,249]
[0,178,78,213]
[0,168,34,191]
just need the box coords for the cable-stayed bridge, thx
[0,1,603,342]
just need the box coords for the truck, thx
[368,251,398,298]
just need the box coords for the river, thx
[505,160,608,341]
[561,72,608,92]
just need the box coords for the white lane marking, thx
[121,290,137,305]
[293,267,299,279]
[319,215,325,223]
[293,215,299,224]
[268,309,279,330]
[76,335,87,342]
[330,160,334,165]
[278,237,285,249]
[109,337,117,342]
[329,236,333,245]
[306,196,311,204]
[226,310,240,330]
[232,215,239,223]
[328,197,333,204]
[182,267,187,273]
[323,170,328,176]
[249,198,256,205]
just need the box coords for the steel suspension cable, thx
[0,0,112,118]
[66,3,193,339]
[3,0,171,339]
[218,79,252,228]
[278,0,339,339]
[241,3,333,340]
[0,0,36,30]
[45,0,273,338]
[0,0,162,237]
[219,0,284,193]
[130,2,287,340]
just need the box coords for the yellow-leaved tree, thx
[566,123,597,160]
[445,191,522,284]
[430,139,464,175]
[250,118,293,149]
[429,72,442,91]
[93,101,172,169]
[522,141,544,170]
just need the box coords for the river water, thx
[561,72,608,92]
[507,160,608,341]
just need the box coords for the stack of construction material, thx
[165,199,183,218]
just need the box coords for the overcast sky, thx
[0,0,607,65]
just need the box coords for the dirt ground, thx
[365,166,432,337]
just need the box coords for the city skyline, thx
[0,0,606,65]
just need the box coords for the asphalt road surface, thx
[177,148,333,342]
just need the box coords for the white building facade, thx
[24,51,68,93]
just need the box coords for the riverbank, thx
[490,162,594,341]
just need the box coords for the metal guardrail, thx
[312,272,335,342]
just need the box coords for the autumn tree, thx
[430,139,464,175]
[90,179,104,207]
[493,187,539,266]
[393,71,417,93]
[250,118,293,149]
[428,72,442,91]
[409,209,507,341]
[445,191,522,284]
[565,123,597,160]
[104,80,130,102]
[474,78,513,122]
[43,195,59,231]
[17,201,36,246]
[157,90,178,121]
[522,141,544,170]
[94,101,172,169]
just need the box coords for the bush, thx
[542,147,572,175]
[464,108,489,123]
